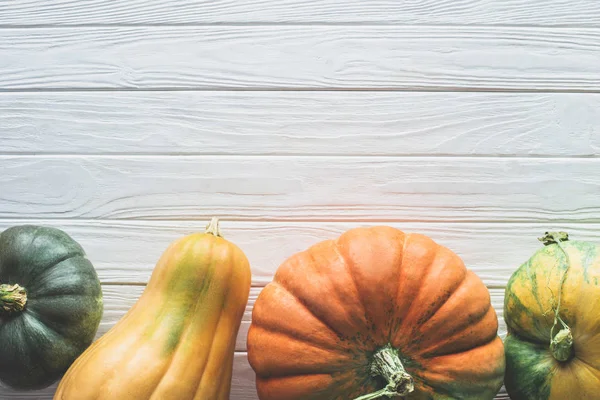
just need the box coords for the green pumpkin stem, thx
[353,344,414,400]
[538,231,569,246]
[539,231,574,362]
[205,217,223,237]
[0,283,27,315]
[550,327,574,362]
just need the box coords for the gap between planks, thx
[2,154,600,159]
[0,23,599,29]
[3,87,600,94]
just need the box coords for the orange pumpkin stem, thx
[205,217,223,237]
[0,283,27,315]
[353,344,414,400]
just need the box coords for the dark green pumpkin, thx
[0,225,103,390]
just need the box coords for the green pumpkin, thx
[0,225,103,390]
[504,232,600,399]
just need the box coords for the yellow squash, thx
[54,218,251,400]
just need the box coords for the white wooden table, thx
[1,1,600,398]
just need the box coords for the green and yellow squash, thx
[504,231,600,399]
[54,218,251,400]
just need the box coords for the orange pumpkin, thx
[54,218,251,400]
[247,226,505,400]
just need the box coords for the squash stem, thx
[550,327,574,362]
[205,217,223,237]
[539,231,574,362]
[0,283,27,315]
[353,344,414,400]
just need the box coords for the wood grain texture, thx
[0,2,584,399]
[1,219,592,287]
[0,0,599,26]
[2,91,599,156]
[2,156,599,223]
[0,286,508,399]
[1,26,599,90]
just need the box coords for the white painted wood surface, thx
[2,92,599,156]
[1,26,600,90]
[0,0,599,26]
[0,1,596,399]
[2,156,599,222]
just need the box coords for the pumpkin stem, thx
[0,283,27,315]
[551,327,574,362]
[539,231,574,362]
[353,344,414,400]
[205,217,223,237]
[538,231,569,246]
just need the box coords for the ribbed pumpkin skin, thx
[247,226,505,400]
[54,223,251,400]
[504,240,600,400]
[0,225,103,390]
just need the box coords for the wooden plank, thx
[2,156,599,223]
[2,91,599,156]
[0,287,508,399]
[1,26,599,90]
[1,219,593,287]
[0,0,599,26]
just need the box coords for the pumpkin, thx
[247,226,505,400]
[504,231,600,399]
[53,218,251,400]
[0,225,103,390]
